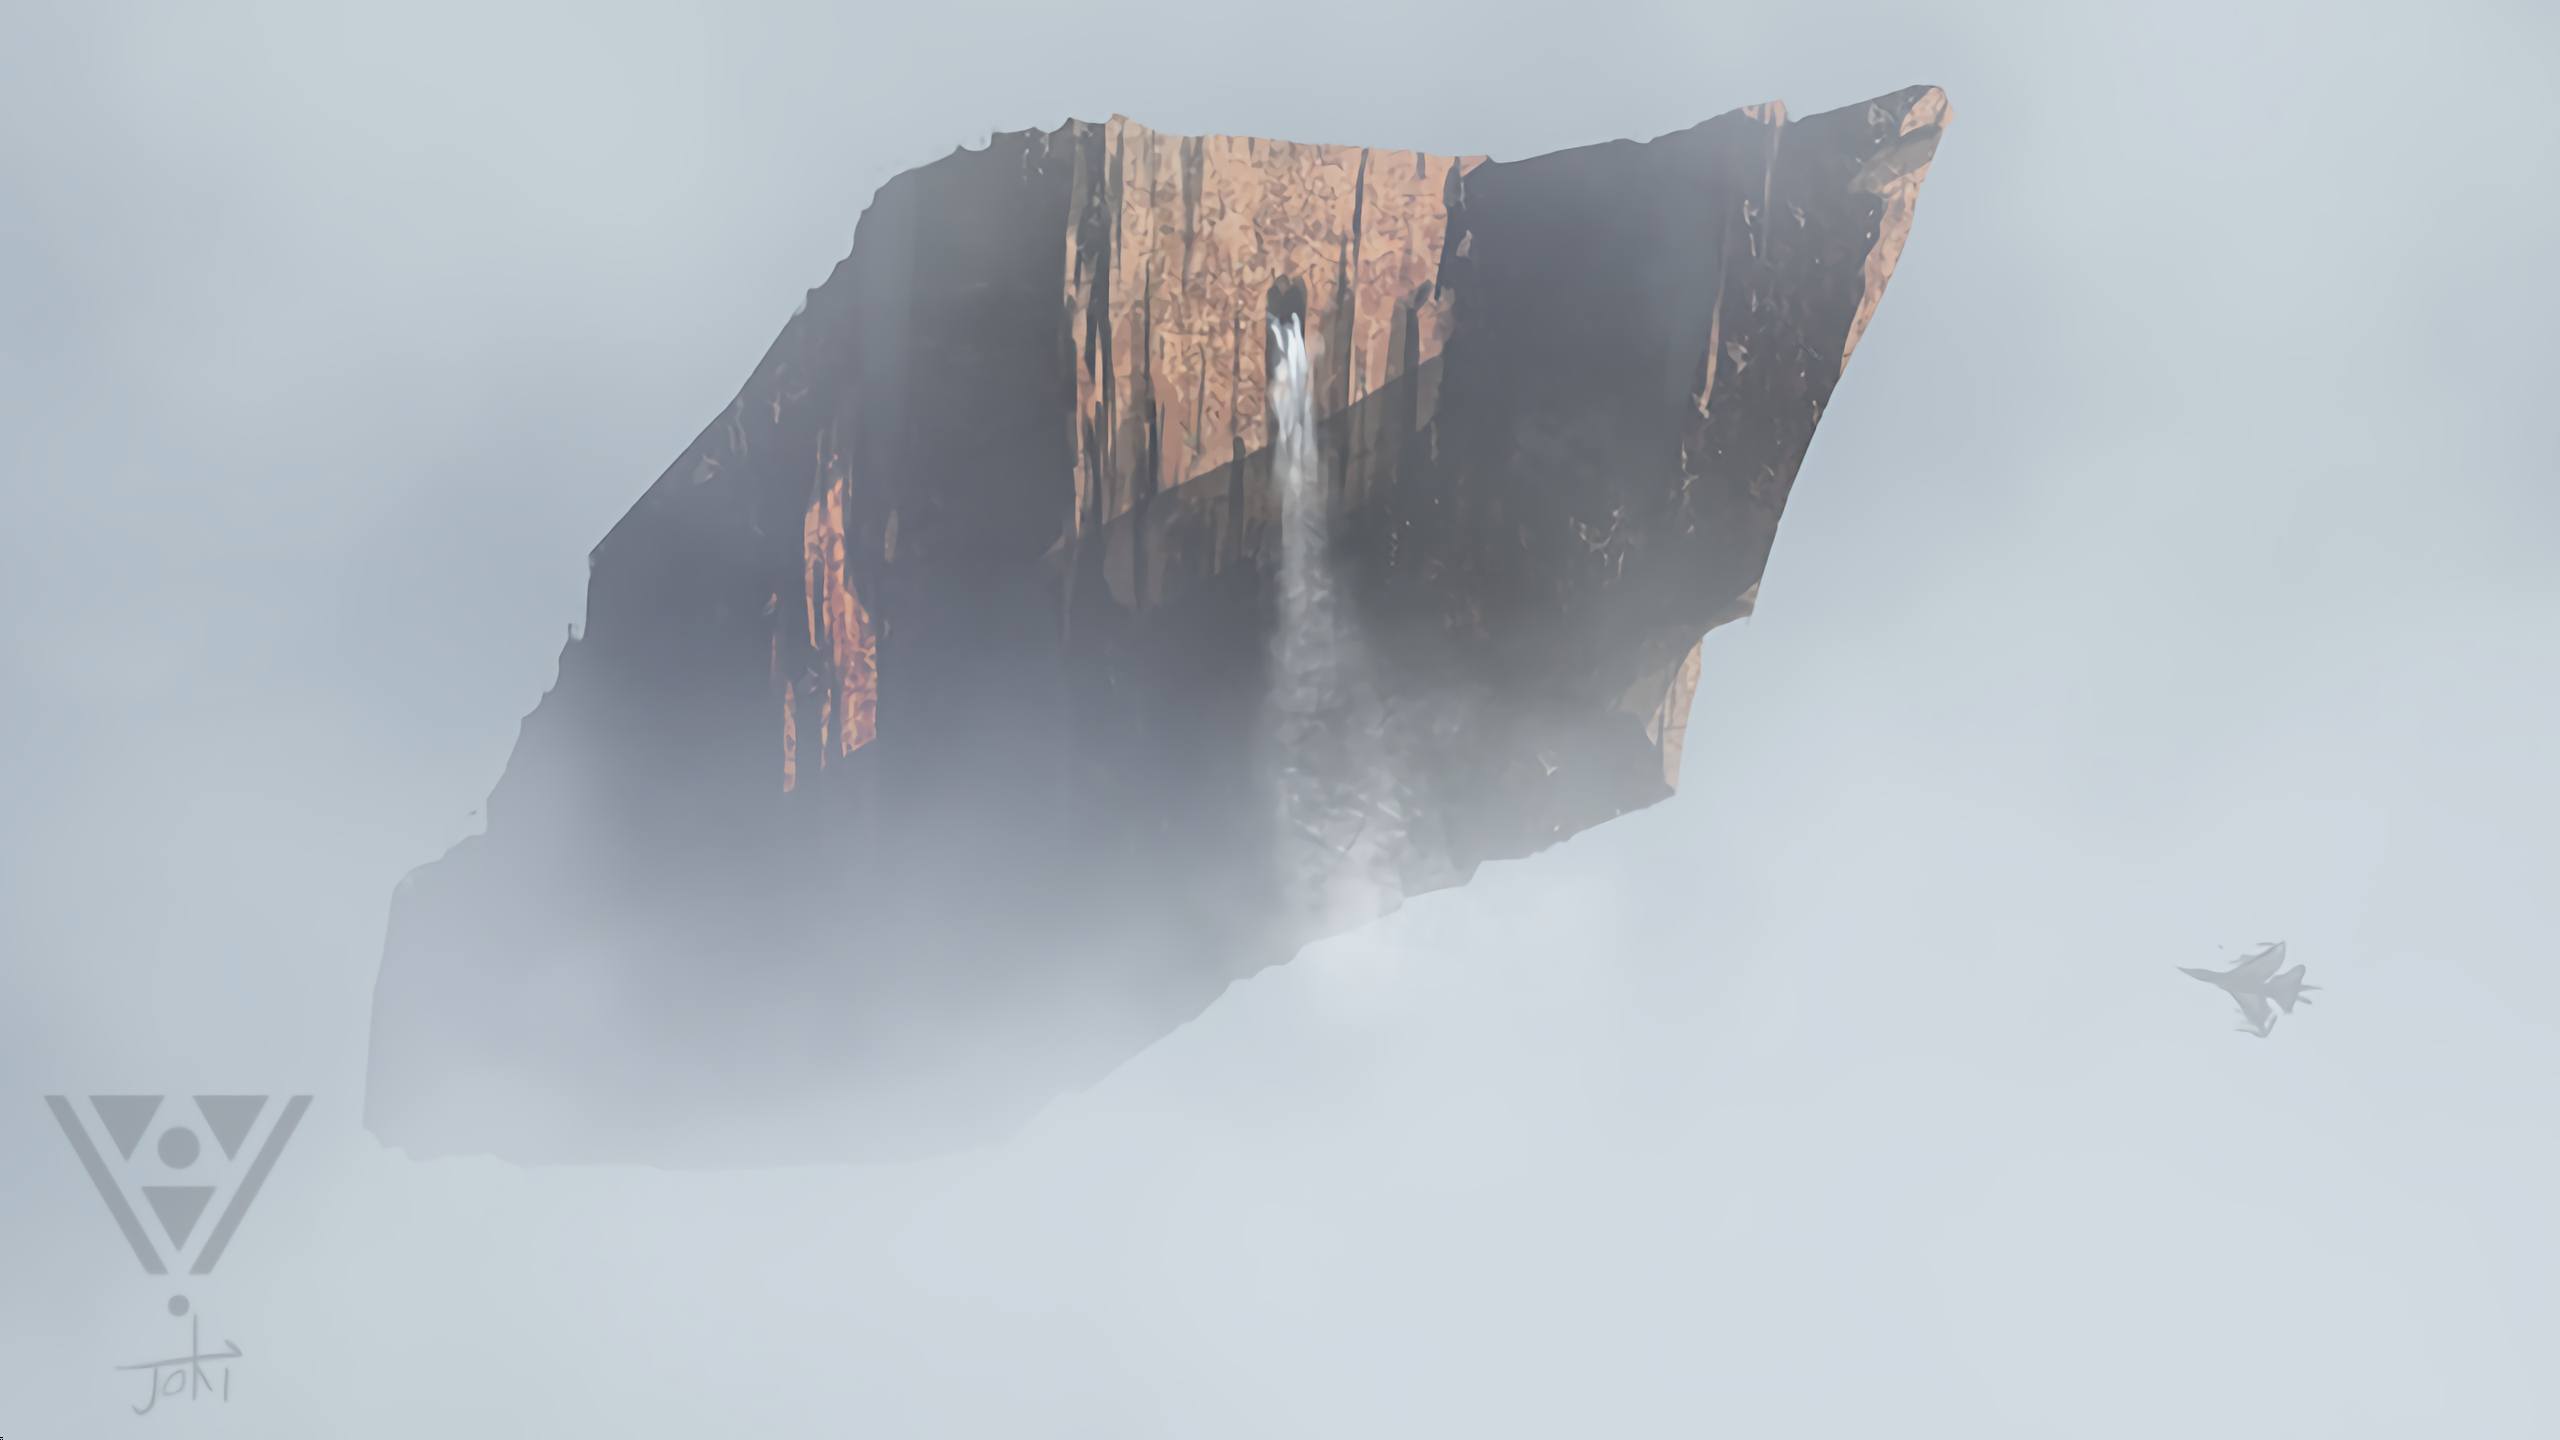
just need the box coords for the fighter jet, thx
[2182,941,2318,1039]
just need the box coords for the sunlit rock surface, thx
[367,86,1954,1165]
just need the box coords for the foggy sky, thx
[4,0,2556,1435]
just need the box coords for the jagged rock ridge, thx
[367,86,1953,1165]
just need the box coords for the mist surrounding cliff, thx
[3,1,2555,1436]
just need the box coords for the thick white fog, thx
[4,1,2555,1435]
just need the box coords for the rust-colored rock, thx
[1067,122,1480,543]
[367,86,1953,1165]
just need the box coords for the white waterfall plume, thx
[1266,313,1408,936]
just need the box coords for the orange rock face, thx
[1064,121,1481,542]
[793,435,877,788]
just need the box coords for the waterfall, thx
[1270,314,1332,721]
[1266,314,1405,935]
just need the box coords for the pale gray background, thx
[3,0,2555,1435]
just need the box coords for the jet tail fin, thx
[2268,964,2317,1013]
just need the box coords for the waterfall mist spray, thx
[1266,314,1407,936]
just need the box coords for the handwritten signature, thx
[116,1309,238,1415]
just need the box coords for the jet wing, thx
[2230,989,2276,1034]
[2225,942,2286,984]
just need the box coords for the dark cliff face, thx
[366,86,1952,1166]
